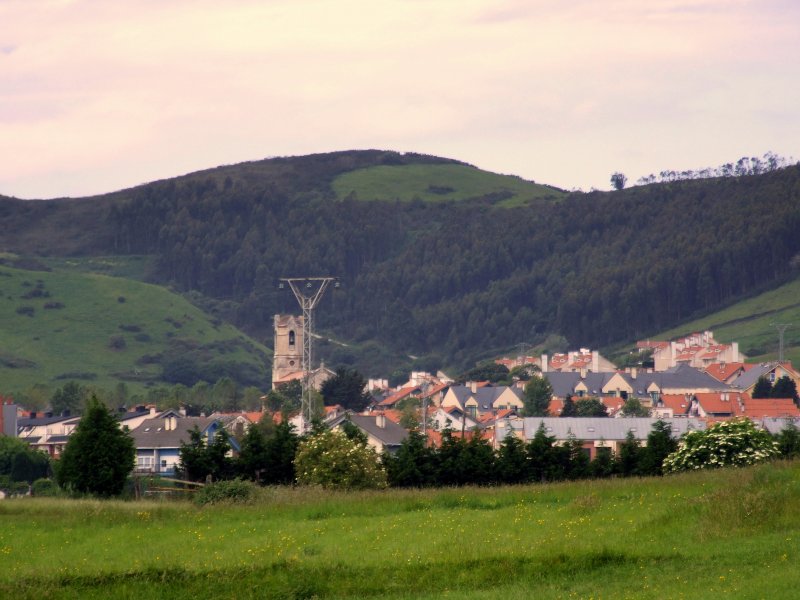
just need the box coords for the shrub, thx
[295,429,387,490]
[16,305,35,317]
[663,419,779,473]
[108,335,127,350]
[32,478,60,497]
[43,302,65,309]
[194,478,257,505]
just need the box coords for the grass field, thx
[332,164,565,206]
[648,277,800,365]
[0,262,270,395]
[2,461,799,599]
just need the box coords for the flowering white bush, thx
[663,419,779,473]
[294,429,387,490]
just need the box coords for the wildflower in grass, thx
[663,419,779,473]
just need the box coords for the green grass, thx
[0,263,270,395]
[2,462,799,598]
[39,255,155,281]
[332,164,565,206]
[650,277,800,365]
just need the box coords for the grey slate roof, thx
[758,417,800,435]
[544,364,729,399]
[631,364,730,394]
[130,416,217,449]
[522,417,707,441]
[728,363,775,390]
[447,386,522,411]
[347,414,408,447]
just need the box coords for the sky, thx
[1,0,799,199]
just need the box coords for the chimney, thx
[179,406,187,417]
[732,342,739,362]
[376,414,386,428]
[149,406,157,416]
[30,411,37,419]
[579,368,587,379]
[541,354,549,373]
[591,350,599,373]
[470,381,477,393]
[630,367,637,380]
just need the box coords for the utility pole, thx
[279,277,337,429]
[772,323,791,363]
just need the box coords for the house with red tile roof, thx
[377,386,420,408]
[637,331,745,371]
[704,362,751,384]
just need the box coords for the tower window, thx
[289,331,295,346]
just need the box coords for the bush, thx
[295,429,387,490]
[194,478,257,505]
[108,335,127,350]
[32,478,60,497]
[663,419,780,473]
[16,305,35,317]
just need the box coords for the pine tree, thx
[752,376,773,399]
[56,395,135,497]
[561,394,577,417]
[523,376,553,416]
[385,430,437,487]
[616,430,642,476]
[496,433,529,484]
[771,376,799,404]
[639,420,678,476]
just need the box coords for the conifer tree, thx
[56,395,134,497]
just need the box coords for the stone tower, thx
[272,314,304,388]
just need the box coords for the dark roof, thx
[729,363,775,390]
[46,435,70,443]
[630,364,729,394]
[347,415,408,447]
[130,416,217,449]
[544,365,728,399]
[447,386,522,410]
[17,415,78,427]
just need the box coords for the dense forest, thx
[2,150,800,375]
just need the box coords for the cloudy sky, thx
[1,0,799,198]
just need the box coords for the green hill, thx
[3,151,800,375]
[332,163,564,205]
[0,260,270,396]
[626,275,800,365]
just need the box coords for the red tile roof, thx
[704,362,746,383]
[659,394,692,416]
[739,398,800,418]
[378,387,419,407]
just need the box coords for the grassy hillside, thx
[332,163,564,205]
[2,462,799,598]
[0,261,270,396]
[640,276,800,365]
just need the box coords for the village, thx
[3,316,799,484]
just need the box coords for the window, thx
[289,330,296,346]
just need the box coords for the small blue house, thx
[129,410,239,476]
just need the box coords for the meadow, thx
[331,163,564,206]
[651,277,800,366]
[0,261,270,394]
[2,462,799,599]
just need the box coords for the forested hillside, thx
[2,150,799,374]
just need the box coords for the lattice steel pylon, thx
[280,277,336,428]
[773,322,791,363]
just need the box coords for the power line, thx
[772,322,791,363]
[279,277,338,428]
